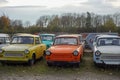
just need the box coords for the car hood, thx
[3,44,33,51]
[42,41,53,45]
[0,44,9,49]
[97,46,120,54]
[49,45,79,53]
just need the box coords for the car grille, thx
[100,54,120,60]
[52,53,72,58]
[101,56,120,59]
[4,52,24,57]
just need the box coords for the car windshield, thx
[41,35,53,41]
[97,38,120,46]
[11,36,34,44]
[54,37,77,45]
[0,37,10,44]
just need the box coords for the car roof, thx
[85,33,118,50]
[98,35,120,39]
[13,33,39,37]
[56,34,82,38]
[0,33,9,37]
[40,34,55,36]
[95,34,116,38]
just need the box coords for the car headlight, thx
[95,50,101,56]
[73,50,79,56]
[0,49,3,53]
[45,50,51,56]
[24,49,29,54]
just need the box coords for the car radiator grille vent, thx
[52,53,72,58]
[4,52,24,57]
[101,56,120,60]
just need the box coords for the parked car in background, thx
[45,34,84,67]
[85,33,118,51]
[0,33,10,49]
[0,33,46,66]
[39,34,55,49]
[93,35,120,66]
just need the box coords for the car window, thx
[35,37,40,44]
[0,37,10,44]
[5,37,10,43]
[94,36,99,42]
[0,37,5,44]
[54,37,77,45]
[79,36,82,43]
[97,38,120,46]
[11,36,34,44]
[41,35,53,41]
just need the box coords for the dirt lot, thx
[1,72,120,80]
[0,50,120,80]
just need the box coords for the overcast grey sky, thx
[0,0,120,25]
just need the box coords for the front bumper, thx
[47,60,80,65]
[0,57,29,63]
[94,54,120,65]
[94,58,120,65]
[46,54,81,62]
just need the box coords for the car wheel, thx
[28,55,35,66]
[39,56,43,61]
[47,62,52,67]
[94,62,103,67]
[43,51,46,56]
[1,62,6,66]
[74,63,80,67]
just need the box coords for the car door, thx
[78,36,84,56]
[35,37,43,59]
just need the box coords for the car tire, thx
[1,62,6,66]
[47,62,52,67]
[39,56,43,61]
[28,54,35,66]
[94,62,103,67]
[75,63,80,67]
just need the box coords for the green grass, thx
[0,51,119,76]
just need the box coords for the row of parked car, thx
[0,33,120,67]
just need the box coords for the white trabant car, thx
[93,35,120,66]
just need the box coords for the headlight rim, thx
[45,50,51,56]
[24,49,30,54]
[95,50,101,56]
[73,50,79,56]
[0,49,3,53]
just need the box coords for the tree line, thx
[0,12,120,34]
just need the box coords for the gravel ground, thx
[0,50,120,80]
[1,72,120,80]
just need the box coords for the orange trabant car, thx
[45,34,84,66]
